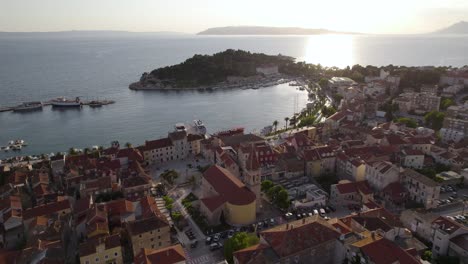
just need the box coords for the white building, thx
[365,161,400,191]
[401,169,440,209]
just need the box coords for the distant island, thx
[197,26,358,35]
[432,21,468,34]
[0,30,187,38]
[129,49,296,90]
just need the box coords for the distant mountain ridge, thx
[0,30,187,38]
[432,21,468,34]
[197,26,358,35]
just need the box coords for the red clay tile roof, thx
[122,175,150,188]
[450,234,468,252]
[335,181,372,195]
[23,199,71,220]
[261,217,340,258]
[233,244,270,264]
[134,244,186,264]
[432,216,463,235]
[203,165,256,206]
[127,216,169,236]
[360,238,420,264]
[383,182,407,203]
[116,148,144,162]
[353,216,392,232]
[200,195,226,212]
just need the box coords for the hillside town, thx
[1,66,468,264]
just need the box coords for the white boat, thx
[11,145,22,151]
[51,97,82,107]
[174,120,207,135]
[193,120,207,135]
[1,146,9,152]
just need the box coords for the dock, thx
[0,99,115,113]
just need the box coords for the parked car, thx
[313,209,319,215]
[205,236,212,245]
[270,218,275,225]
[191,240,198,248]
[210,242,223,251]
[228,230,235,238]
[285,212,293,219]
[213,233,220,242]
[319,208,326,216]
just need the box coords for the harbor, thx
[0,97,115,113]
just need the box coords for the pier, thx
[0,99,115,113]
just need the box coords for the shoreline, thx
[129,75,293,91]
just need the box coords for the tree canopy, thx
[149,49,293,87]
[424,111,445,131]
[224,232,259,263]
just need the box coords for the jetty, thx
[0,99,115,113]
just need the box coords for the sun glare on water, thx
[302,34,354,68]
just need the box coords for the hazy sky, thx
[1,0,468,34]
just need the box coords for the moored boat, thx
[51,97,82,107]
[12,101,43,112]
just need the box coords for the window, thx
[159,242,162,246]
[95,258,99,262]
[105,255,108,259]
[151,238,154,242]
[114,252,118,256]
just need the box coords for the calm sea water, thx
[1,34,468,158]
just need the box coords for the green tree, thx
[261,180,275,192]
[440,98,455,110]
[272,120,279,132]
[276,189,290,209]
[284,117,290,130]
[318,78,329,89]
[160,170,179,185]
[224,232,259,264]
[424,111,445,130]
[394,117,418,128]
[171,211,183,224]
[321,106,337,118]
[422,250,432,261]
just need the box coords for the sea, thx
[1,33,468,159]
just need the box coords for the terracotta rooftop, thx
[219,134,264,148]
[402,169,439,187]
[335,181,372,195]
[202,165,256,207]
[450,234,468,252]
[141,138,173,151]
[360,238,420,264]
[260,216,340,258]
[23,199,71,220]
[127,216,169,236]
[134,244,186,264]
[432,216,464,235]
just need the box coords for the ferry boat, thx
[13,101,43,112]
[51,97,82,107]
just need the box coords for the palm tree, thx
[273,120,278,132]
[84,148,90,155]
[125,142,133,149]
[284,117,290,130]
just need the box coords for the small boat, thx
[15,139,24,145]
[193,120,207,135]
[13,101,43,112]
[11,145,22,151]
[51,97,82,107]
[1,146,9,152]
[214,127,245,137]
[88,101,103,107]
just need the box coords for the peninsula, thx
[197,26,357,35]
[129,49,296,90]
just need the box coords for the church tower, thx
[244,146,262,211]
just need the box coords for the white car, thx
[313,209,319,215]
